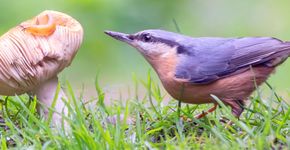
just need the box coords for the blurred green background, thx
[1,0,290,96]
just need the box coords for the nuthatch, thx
[105,29,290,118]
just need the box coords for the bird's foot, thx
[194,104,218,119]
[223,99,245,118]
[221,99,245,129]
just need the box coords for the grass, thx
[0,72,289,150]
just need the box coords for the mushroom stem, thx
[33,76,68,126]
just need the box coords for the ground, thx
[0,74,289,150]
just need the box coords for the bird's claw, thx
[195,104,218,119]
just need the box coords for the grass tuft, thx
[0,73,289,149]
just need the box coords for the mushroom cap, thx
[0,10,83,95]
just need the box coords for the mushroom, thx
[0,10,83,125]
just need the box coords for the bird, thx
[0,10,83,125]
[105,29,290,118]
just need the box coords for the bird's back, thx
[175,36,290,84]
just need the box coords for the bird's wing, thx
[175,37,290,84]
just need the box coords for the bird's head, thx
[105,29,190,60]
[105,29,193,94]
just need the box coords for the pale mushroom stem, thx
[33,76,68,126]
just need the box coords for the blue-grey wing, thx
[175,37,290,84]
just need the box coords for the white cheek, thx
[139,42,170,52]
[137,42,176,58]
[138,42,159,53]
[160,51,171,58]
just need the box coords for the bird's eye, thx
[142,33,152,42]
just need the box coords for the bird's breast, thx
[158,66,275,104]
[142,45,275,104]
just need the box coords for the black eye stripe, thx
[144,34,151,42]
[137,33,153,42]
[135,33,180,47]
[177,45,192,55]
[128,35,134,40]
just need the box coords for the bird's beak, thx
[104,30,133,44]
